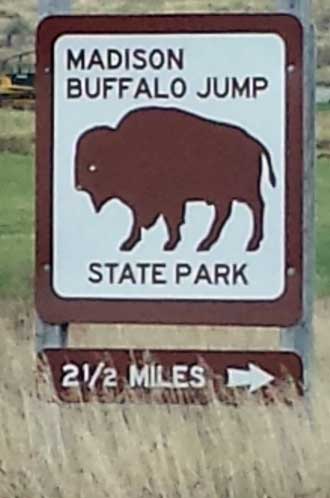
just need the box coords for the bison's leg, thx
[197,202,232,252]
[120,209,142,251]
[246,195,264,252]
[163,205,185,251]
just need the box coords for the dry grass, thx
[71,0,272,14]
[0,300,327,497]
[317,66,330,87]
[0,108,34,154]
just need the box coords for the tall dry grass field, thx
[0,109,34,155]
[0,300,327,497]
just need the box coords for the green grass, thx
[316,158,330,296]
[1,152,330,298]
[317,102,330,113]
[0,152,33,298]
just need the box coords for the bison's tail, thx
[261,146,276,188]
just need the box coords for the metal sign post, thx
[36,0,71,353]
[277,0,315,393]
[38,0,72,19]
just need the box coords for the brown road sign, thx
[36,15,303,326]
[43,349,303,404]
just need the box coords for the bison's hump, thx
[118,107,256,141]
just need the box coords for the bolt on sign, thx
[36,15,303,326]
[42,349,303,403]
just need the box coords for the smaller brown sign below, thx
[41,349,303,404]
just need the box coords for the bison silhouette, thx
[74,107,276,252]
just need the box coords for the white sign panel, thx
[52,32,285,301]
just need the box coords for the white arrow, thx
[226,363,275,393]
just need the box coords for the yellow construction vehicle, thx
[0,51,35,110]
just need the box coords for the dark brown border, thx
[35,15,303,326]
